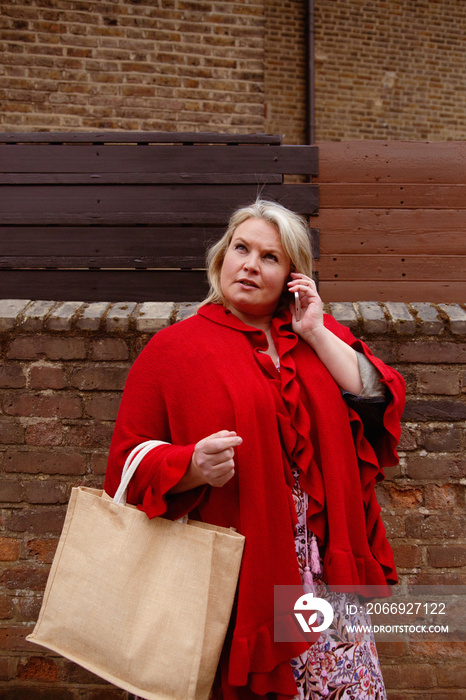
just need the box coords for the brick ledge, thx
[0,299,465,336]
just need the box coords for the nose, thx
[242,251,260,273]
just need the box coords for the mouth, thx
[237,278,259,289]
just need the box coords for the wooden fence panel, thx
[315,141,466,303]
[0,133,318,302]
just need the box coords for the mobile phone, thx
[294,291,301,321]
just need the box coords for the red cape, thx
[105,303,405,699]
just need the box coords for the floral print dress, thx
[290,469,387,700]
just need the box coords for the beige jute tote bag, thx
[27,440,245,700]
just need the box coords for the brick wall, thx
[0,298,465,698]
[313,0,466,141]
[2,1,466,143]
[0,0,266,133]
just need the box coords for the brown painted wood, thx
[320,280,466,303]
[317,209,466,255]
[0,132,283,144]
[0,184,319,223]
[0,145,318,177]
[317,255,466,280]
[319,183,466,209]
[317,141,466,184]
[0,226,319,269]
[0,269,209,302]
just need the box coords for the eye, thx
[234,243,247,252]
[265,253,278,262]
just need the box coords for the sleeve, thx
[323,314,406,469]
[103,336,208,520]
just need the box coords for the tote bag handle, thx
[113,440,168,506]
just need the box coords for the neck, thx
[226,305,274,333]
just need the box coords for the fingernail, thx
[236,437,243,445]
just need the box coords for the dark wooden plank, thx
[0,173,284,185]
[0,226,319,268]
[317,209,466,255]
[319,184,466,208]
[0,226,221,265]
[317,141,466,184]
[320,280,466,304]
[0,269,209,302]
[0,132,283,144]
[317,255,466,281]
[0,184,318,224]
[0,145,317,176]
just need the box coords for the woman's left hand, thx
[287,272,324,339]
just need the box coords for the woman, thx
[105,200,405,700]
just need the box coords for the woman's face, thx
[220,217,291,322]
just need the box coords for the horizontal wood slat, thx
[0,145,317,178]
[320,281,466,304]
[317,255,466,280]
[0,184,318,223]
[319,183,466,209]
[317,140,466,184]
[316,141,465,302]
[0,270,209,302]
[0,226,320,268]
[0,132,283,144]
[317,209,466,254]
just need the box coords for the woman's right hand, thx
[191,430,242,487]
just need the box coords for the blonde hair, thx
[201,199,313,307]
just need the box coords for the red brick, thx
[3,393,82,419]
[62,659,104,684]
[84,395,121,420]
[3,450,86,475]
[0,657,11,680]
[382,663,436,689]
[5,507,66,535]
[411,571,466,585]
[25,420,64,446]
[424,484,464,510]
[391,541,422,569]
[0,594,14,619]
[25,480,69,504]
[65,422,113,448]
[17,656,58,681]
[409,640,466,658]
[0,478,24,503]
[0,626,35,651]
[92,338,129,361]
[405,513,466,539]
[70,366,128,390]
[417,369,460,395]
[1,564,49,591]
[7,335,87,361]
[376,640,407,658]
[15,593,43,622]
[385,485,423,509]
[421,426,463,452]
[436,664,466,688]
[26,538,59,564]
[403,399,466,421]
[91,452,109,476]
[398,424,419,451]
[398,342,466,364]
[427,545,466,568]
[0,364,26,388]
[406,453,450,480]
[29,364,67,390]
[0,537,21,561]
[0,418,25,444]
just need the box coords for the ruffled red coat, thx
[105,303,405,700]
